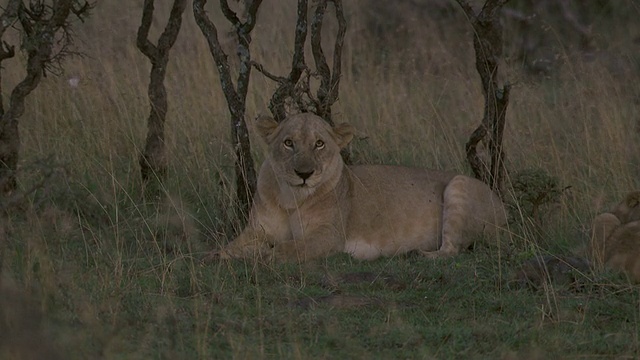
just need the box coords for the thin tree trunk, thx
[457,0,511,195]
[193,0,260,217]
[266,0,308,123]
[310,0,346,127]
[0,0,89,199]
[0,120,19,195]
[137,0,187,197]
[0,1,62,196]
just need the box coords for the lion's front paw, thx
[206,241,276,262]
[271,244,299,262]
[417,248,458,259]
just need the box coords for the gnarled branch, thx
[136,0,187,194]
[193,0,261,217]
[457,0,511,195]
[310,0,345,126]
[267,0,309,122]
[0,0,91,197]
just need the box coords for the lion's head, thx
[611,191,640,224]
[255,113,354,196]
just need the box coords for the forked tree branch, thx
[137,0,160,59]
[193,0,260,216]
[457,0,510,195]
[310,0,345,125]
[6,0,91,127]
[251,60,287,83]
[328,0,346,109]
[0,0,21,39]
[0,0,91,196]
[136,0,187,190]
[267,0,309,122]
[193,0,240,112]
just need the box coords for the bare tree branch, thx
[71,1,91,20]
[251,60,287,83]
[136,0,187,194]
[193,0,260,217]
[0,41,14,63]
[309,0,345,126]
[193,0,240,112]
[456,0,475,19]
[0,0,19,117]
[268,0,308,122]
[219,0,241,25]
[0,0,91,197]
[457,0,511,195]
[310,1,330,121]
[327,0,345,115]
[136,0,159,59]
[236,0,263,104]
[0,0,22,39]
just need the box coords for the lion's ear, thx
[255,115,279,140]
[332,123,355,149]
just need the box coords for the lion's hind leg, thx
[419,175,506,259]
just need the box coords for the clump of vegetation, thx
[508,168,566,223]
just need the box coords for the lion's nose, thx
[295,170,314,180]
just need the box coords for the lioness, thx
[590,191,640,282]
[216,113,507,262]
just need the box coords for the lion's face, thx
[256,113,354,191]
[612,191,640,224]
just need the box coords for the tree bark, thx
[193,0,261,217]
[0,0,89,198]
[310,0,346,126]
[266,0,309,123]
[137,0,187,197]
[457,0,511,196]
[251,0,349,162]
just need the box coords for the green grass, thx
[4,220,640,358]
[2,1,640,358]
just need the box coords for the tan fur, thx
[590,191,640,282]
[216,113,507,262]
[610,191,640,224]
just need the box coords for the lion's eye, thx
[283,139,294,149]
[315,140,325,149]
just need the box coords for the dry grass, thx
[2,1,640,358]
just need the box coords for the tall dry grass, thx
[9,1,637,213]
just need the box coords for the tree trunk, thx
[310,0,346,127]
[137,0,187,198]
[139,62,169,191]
[0,119,18,196]
[0,0,90,200]
[457,0,511,196]
[193,0,260,218]
[0,48,46,197]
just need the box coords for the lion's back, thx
[342,165,505,259]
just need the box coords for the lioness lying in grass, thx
[214,113,507,262]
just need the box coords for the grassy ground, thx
[2,1,640,358]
